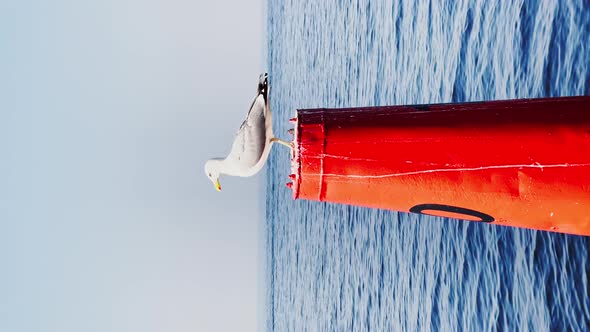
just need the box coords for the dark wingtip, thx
[258,73,269,101]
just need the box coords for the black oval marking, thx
[409,203,495,223]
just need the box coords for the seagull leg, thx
[270,137,293,148]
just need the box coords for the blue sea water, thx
[265,1,590,331]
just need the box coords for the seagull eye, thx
[208,173,211,177]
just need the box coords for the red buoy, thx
[289,97,590,236]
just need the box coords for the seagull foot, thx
[271,137,293,149]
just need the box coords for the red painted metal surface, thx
[289,97,590,236]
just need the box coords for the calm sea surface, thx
[265,1,590,331]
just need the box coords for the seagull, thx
[204,73,291,191]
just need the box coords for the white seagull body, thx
[204,73,291,191]
[222,76,273,177]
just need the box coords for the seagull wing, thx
[225,93,268,172]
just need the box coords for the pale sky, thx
[0,0,265,331]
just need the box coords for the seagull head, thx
[204,159,222,192]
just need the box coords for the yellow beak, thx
[215,180,222,192]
